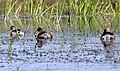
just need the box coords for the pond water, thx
[0,15,120,71]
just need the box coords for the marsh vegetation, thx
[0,0,120,71]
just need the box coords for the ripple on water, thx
[0,30,120,71]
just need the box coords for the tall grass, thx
[0,0,119,32]
[3,0,119,15]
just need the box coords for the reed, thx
[0,0,119,32]
[8,40,13,55]
[3,0,119,15]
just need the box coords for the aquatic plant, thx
[8,40,13,52]
[2,0,118,15]
[0,0,119,32]
[8,39,14,63]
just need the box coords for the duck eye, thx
[102,38,104,40]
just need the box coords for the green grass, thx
[0,0,119,32]
[3,0,119,15]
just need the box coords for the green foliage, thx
[1,0,119,32]
[3,0,119,15]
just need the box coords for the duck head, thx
[104,28,111,33]
[10,26,16,31]
[37,27,43,33]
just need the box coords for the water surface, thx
[0,15,120,71]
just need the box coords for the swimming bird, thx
[10,26,24,39]
[100,28,116,57]
[100,28,115,47]
[35,27,53,48]
[36,27,53,41]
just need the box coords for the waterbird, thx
[100,28,116,58]
[10,26,24,39]
[35,27,53,48]
[100,28,115,47]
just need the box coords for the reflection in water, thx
[35,39,43,48]
[0,15,120,71]
[0,28,120,71]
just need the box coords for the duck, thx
[36,27,53,41]
[35,27,53,47]
[10,26,24,39]
[100,28,115,47]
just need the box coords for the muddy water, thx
[0,26,120,71]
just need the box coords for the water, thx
[0,15,120,71]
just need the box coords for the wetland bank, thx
[0,0,120,71]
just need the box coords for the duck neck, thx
[39,31,46,35]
